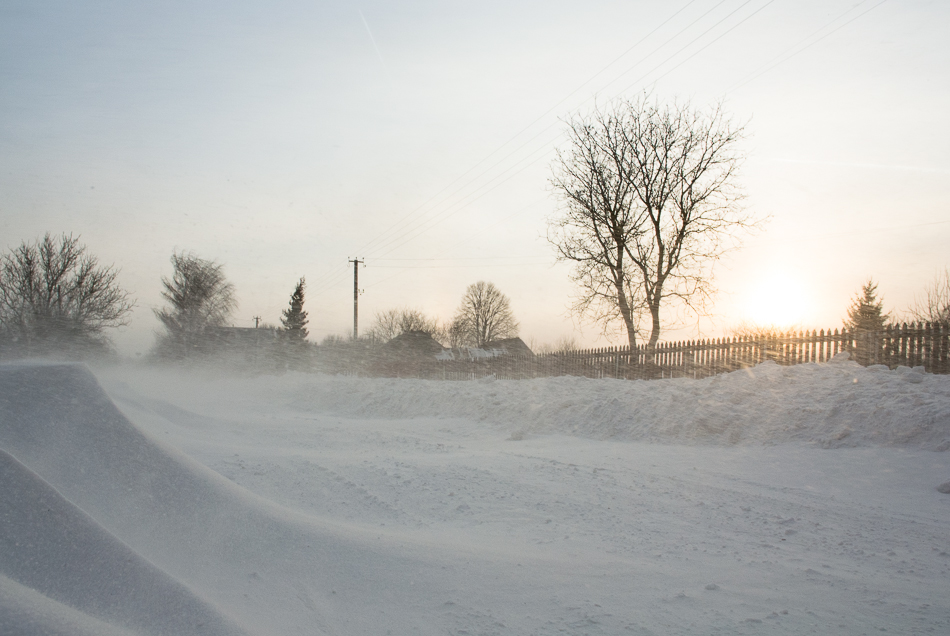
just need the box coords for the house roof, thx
[483,337,533,357]
[381,330,446,358]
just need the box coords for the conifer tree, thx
[844,279,889,332]
[280,277,309,341]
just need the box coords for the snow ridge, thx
[222,356,950,450]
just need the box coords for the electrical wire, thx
[319,0,741,277]
[727,0,889,92]
[307,0,758,299]
[345,0,706,261]
[311,0,889,304]
[347,0,772,270]
[619,0,778,93]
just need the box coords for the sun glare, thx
[742,272,809,330]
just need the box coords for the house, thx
[371,330,447,377]
[369,332,534,378]
[447,337,535,361]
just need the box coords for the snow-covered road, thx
[100,360,950,635]
[2,359,948,635]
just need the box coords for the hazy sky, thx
[1,0,948,355]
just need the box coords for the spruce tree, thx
[845,279,889,332]
[280,277,309,341]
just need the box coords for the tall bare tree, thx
[908,268,950,324]
[549,96,751,350]
[450,281,518,348]
[153,252,236,358]
[0,233,133,356]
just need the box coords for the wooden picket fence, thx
[433,322,950,381]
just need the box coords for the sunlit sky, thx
[1,0,948,355]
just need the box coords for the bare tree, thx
[908,269,950,323]
[367,307,441,343]
[549,96,751,351]
[533,335,579,355]
[549,103,644,348]
[153,252,236,358]
[367,309,400,343]
[450,281,518,348]
[0,233,133,356]
[446,318,467,349]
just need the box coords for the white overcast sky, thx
[1,0,948,354]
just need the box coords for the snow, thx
[1,358,949,635]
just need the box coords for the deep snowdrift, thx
[112,353,950,450]
[0,363,504,635]
[2,359,949,635]
[296,356,950,449]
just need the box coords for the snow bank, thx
[0,363,487,636]
[0,363,250,635]
[129,354,950,450]
[315,356,950,449]
[0,449,242,636]
[3,360,948,635]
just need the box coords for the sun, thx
[742,272,809,330]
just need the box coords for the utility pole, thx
[348,257,364,339]
[252,316,261,328]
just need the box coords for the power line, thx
[341,0,744,267]
[362,199,555,292]
[303,262,351,299]
[374,0,890,272]
[370,263,551,269]
[317,0,883,301]
[365,134,559,261]
[612,0,776,96]
[727,0,889,92]
[374,256,550,261]
[310,1,769,300]
[355,1,773,267]
[750,218,950,247]
[346,0,706,261]
[307,135,556,297]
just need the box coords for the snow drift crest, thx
[201,356,950,450]
[0,363,249,636]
